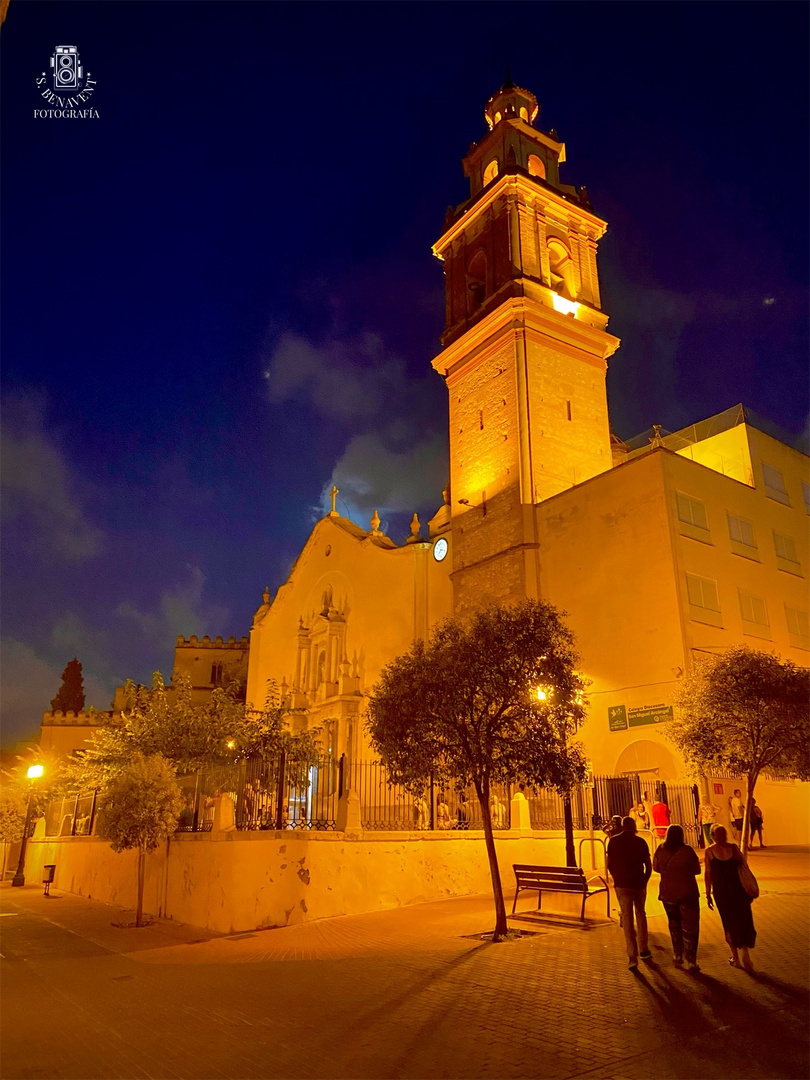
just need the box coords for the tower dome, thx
[484,81,539,130]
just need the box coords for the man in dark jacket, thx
[607,816,652,970]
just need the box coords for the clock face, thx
[433,537,448,562]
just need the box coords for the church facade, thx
[245,81,809,791]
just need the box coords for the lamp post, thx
[11,764,44,888]
[537,685,577,867]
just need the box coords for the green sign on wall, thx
[608,705,628,731]
[608,703,673,731]
[629,704,673,727]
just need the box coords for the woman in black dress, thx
[704,824,756,971]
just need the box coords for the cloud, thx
[0,392,104,562]
[116,564,230,650]
[324,430,448,523]
[263,330,409,421]
[50,614,119,696]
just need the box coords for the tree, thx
[65,671,320,791]
[367,599,588,941]
[95,753,184,926]
[50,658,85,713]
[0,783,28,844]
[670,647,810,854]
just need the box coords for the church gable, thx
[246,514,429,761]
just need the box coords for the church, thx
[41,80,808,836]
[242,81,809,801]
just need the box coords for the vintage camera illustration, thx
[50,46,83,91]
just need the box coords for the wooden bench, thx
[512,863,610,921]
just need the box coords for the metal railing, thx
[43,792,97,837]
[39,767,702,844]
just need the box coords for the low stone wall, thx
[22,821,609,934]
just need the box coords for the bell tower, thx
[432,81,620,613]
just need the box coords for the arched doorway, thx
[614,739,678,781]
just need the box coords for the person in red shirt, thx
[651,797,671,838]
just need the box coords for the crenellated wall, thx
[39,711,105,756]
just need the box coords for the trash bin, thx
[43,864,56,896]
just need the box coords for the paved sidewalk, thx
[2,847,808,1079]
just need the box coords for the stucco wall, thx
[21,828,609,935]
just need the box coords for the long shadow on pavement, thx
[610,961,810,1080]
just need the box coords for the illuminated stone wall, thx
[22,827,606,934]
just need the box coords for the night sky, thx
[2,1,808,746]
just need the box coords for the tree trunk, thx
[475,778,509,941]
[563,791,577,867]
[136,846,146,927]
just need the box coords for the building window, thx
[677,492,711,544]
[527,153,546,179]
[802,482,810,515]
[466,250,487,314]
[483,159,499,186]
[738,589,769,627]
[547,238,576,299]
[685,573,722,626]
[677,493,708,530]
[773,531,799,562]
[727,513,755,548]
[210,662,224,686]
[761,462,790,505]
[785,604,810,649]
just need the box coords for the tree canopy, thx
[65,671,320,791]
[367,599,588,939]
[50,658,85,713]
[670,646,810,852]
[95,752,184,925]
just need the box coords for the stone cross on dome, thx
[329,485,339,517]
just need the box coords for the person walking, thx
[749,802,765,847]
[705,824,757,971]
[728,789,745,842]
[653,824,702,971]
[604,814,623,839]
[697,795,721,846]
[607,817,652,970]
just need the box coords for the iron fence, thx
[591,774,700,847]
[39,764,700,843]
[43,792,97,837]
[525,785,591,830]
[194,751,343,832]
[345,761,512,831]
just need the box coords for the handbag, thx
[738,858,759,900]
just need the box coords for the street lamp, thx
[11,764,44,888]
[536,684,576,867]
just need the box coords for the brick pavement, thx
[1,847,808,1079]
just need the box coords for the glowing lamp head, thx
[226,740,235,750]
[536,688,548,702]
[27,764,44,780]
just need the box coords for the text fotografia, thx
[35,46,99,119]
